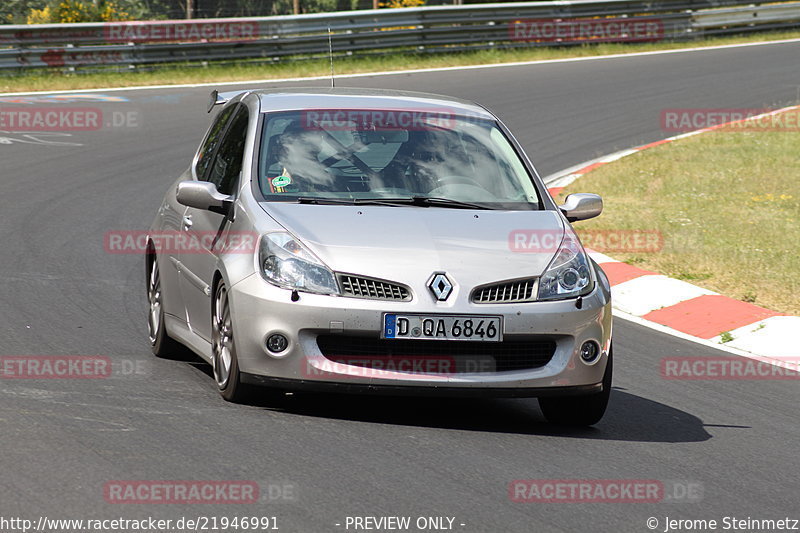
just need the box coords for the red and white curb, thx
[585,250,792,358]
[544,105,800,362]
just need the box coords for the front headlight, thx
[537,228,593,301]
[258,232,339,295]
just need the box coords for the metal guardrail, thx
[693,1,800,33]
[0,0,798,72]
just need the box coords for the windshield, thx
[257,110,541,209]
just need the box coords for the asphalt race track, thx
[1,41,799,532]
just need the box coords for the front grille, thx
[316,335,556,373]
[338,274,411,301]
[472,278,537,303]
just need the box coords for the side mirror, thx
[558,193,603,222]
[176,181,232,215]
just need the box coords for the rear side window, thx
[208,107,249,196]
[195,105,236,180]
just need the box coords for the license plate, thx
[383,314,502,342]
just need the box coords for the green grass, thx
[2,29,800,93]
[558,109,800,315]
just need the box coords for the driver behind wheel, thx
[405,129,472,195]
[266,123,333,194]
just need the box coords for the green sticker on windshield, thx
[272,175,292,188]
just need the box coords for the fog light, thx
[580,341,599,363]
[266,334,288,353]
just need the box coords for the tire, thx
[147,253,183,358]
[539,348,613,427]
[212,279,248,402]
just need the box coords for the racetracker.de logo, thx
[0,356,111,379]
[300,109,458,131]
[104,230,258,255]
[509,479,663,503]
[103,21,259,42]
[301,355,496,378]
[509,17,664,43]
[508,229,563,253]
[508,229,663,253]
[104,481,259,504]
[578,229,663,253]
[508,479,664,503]
[660,356,800,380]
[661,108,800,132]
[0,107,101,131]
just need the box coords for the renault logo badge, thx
[428,273,453,301]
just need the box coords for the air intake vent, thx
[472,278,537,304]
[316,335,556,373]
[338,274,411,301]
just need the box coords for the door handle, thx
[182,215,193,230]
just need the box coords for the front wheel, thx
[539,348,613,426]
[212,280,247,402]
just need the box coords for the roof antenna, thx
[327,26,335,88]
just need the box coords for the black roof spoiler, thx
[207,89,249,113]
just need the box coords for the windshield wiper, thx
[296,197,406,206]
[409,196,494,210]
[296,197,355,205]
[296,196,493,209]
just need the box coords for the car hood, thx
[259,203,566,290]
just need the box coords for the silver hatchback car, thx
[147,88,613,425]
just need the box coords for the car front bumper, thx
[228,272,612,397]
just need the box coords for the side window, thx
[207,107,249,196]
[195,105,236,180]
